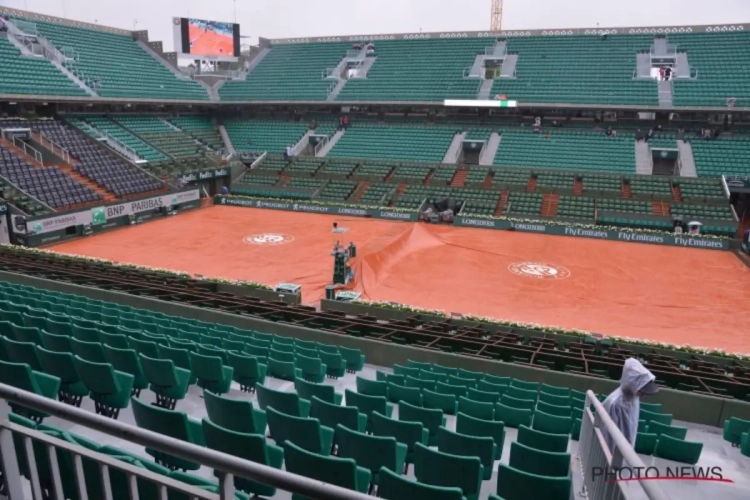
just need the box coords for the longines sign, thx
[270,24,746,44]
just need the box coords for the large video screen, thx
[175,17,240,58]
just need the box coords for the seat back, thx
[393,364,421,378]
[478,379,508,394]
[506,386,538,401]
[335,424,398,474]
[538,392,572,407]
[387,383,422,406]
[371,411,423,451]
[37,347,79,383]
[517,424,569,453]
[509,441,571,477]
[283,441,359,490]
[437,426,494,471]
[533,410,572,434]
[310,396,361,430]
[345,389,387,417]
[455,411,506,451]
[540,383,570,397]
[131,397,190,441]
[294,377,338,404]
[501,394,536,410]
[647,420,688,440]
[399,400,443,433]
[653,434,703,465]
[536,400,572,417]
[496,463,572,500]
[256,383,304,416]
[494,402,533,428]
[435,381,468,398]
[3,337,42,371]
[128,337,160,358]
[139,354,178,387]
[266,406,323,453]
[70,338,106,363]
[269,348,295,362]
[158,345,193,373]
[190,351,225,380]
[510,379,540,392]
[377,466,464,500]
[40,331,72,353]
[356,376,387,397]
[204,390,259,434]
[73,356,120,395]
[227,350,260,377]
[102,346,144,380]
[413,442,482,497]
[201,417,268,463]
[458,396,495,420]
[466,387,501,403]
[0,360,41,393]
[641,410,673,426]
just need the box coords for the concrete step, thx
[442,132,466,164]
[676,140,698,177]
[316,129,345,157]
[450,169,468,188]
[478,79,494,100]
[479,132,501,166]
[635,141,653,175]
[500,54,518,78]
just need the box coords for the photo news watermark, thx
[592,466,733,483]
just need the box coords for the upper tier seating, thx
[224,119,310,154]
[494,130,635,173]
[219,42,350,101]
[691,137,750,177]
[22,18,209,100]
[34,119,164,197]
[0,37,86,97]
[0,143,101,209]
[337,38,486,102]
[671,32,750,107]
[328,124,456,162]
[113,116,204,158]
[167,116,224,151]
[69,116,168,163]
[491,34,658,105]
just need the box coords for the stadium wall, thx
[14,189,201,247]
[0,269,745,426]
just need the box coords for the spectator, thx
[532,116,541,133]
[646,128,654,142]
[342,115,349,130]
[635,129,643,142]
[665,66,672,81]
[220,185,229,195]
[659,67,665,81]
[602,358,658,449]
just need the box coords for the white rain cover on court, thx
[602,358,656,448]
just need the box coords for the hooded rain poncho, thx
[601,358,655,449]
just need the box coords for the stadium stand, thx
[336,38,487,101]
[328,123,457,162]
[691,137,750,177]
[32,119,165,197]
[68,116,168,163]
[113,115,204,158]
[0,36,87,97]
[167,115,224,151]
[7,17,210,100]
[671,31,750,107]
[491,35,658,106]
[224,118,311,154]
[219,42,350,101]
[0,142,101,210]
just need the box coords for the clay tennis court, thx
[189,24,233,56]
[51,206,750,353]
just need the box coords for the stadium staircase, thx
[573,177,583,195]
[677,140,698,177]
[634,140,653,175]
[442,132,466,163]
[316,129,345,157]
[349,181,370,202]
[541,193,559,217]
[658,79,674,107]
[494,190,509,216]
[479,132,502,165]
[218,124,236,155]
[450,167,468,187]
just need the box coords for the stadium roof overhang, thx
[2,94,747,114]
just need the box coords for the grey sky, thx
[2,0,749,50]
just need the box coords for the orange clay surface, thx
[51,206,750,353]
[188,24,233,56]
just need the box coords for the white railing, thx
[578,390,669,500]
[12,136,43,165]
[36,132,71,164]
[0,383,371,500]
[721,175,731,200]
[0,173,55,213]
[102,132,141,163]
[250,151,267,169]
[314,136,330,157]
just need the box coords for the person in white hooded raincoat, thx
[602,358,659,450]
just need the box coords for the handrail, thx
[12,136,43,165]
[250,151,267,169]
[721,175,731,200]
[102,131,141,163]
[0,172,55,214]
[0,383,372,499]
[314,135,330,157]
[578,390,669,500]
[36,131,71,164]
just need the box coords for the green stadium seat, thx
[131,397,205,471]
[101,345,148,397]
[455,411,506,460]
[2,336,43,371]
[357,376,389,397]
[310,396,368,435]
[478,379,509,394]
[422,389,458,415]
[345,389,394,431]
[226,350,267,392]
[371,411,429,472]
[540,384,570,397]
[435,381,468,398]
[203,390,267,435]
[335,424,408,487]
[506,386,538,401]
[508,441,571,477]
[495,464,572,500]
[536,400,573,417]
[73,356,133,419]
[318,350,346,379]
[640,410,673,426]
[466,387,502,403]
[399,400,445,446]
[201,418,283,498]
[36,347,88,407]
[376,466,465,500]
[70,338,106,363]
[139,353,192,410]
[495,403,533,428]
[647,421,688,440]
[635,432,658,455]
[256,383,311,417]
[265,406,334,455]
[538,392,572,407]
[458,396,496,420]
[268,358,299,381]
[387,382,423,406]
[296,354,327,383]
[532,410,572,435]
[516,426,569,455]
[653,434,703,465]
[437,426,495,480]
[0,360,60,422]
[294,377,343,405]
[413,443,483,500]
[283,441,371,500]
[40,331,73,353]
[339,346,365,372]
[724,417,750,446]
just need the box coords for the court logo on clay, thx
[509,262,570,280]
[243,233,294,245]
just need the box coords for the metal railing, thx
[36,132,71,164]
[0,383,371,500]
[12,136,44,166]
[102,132,142,164]
[314,135,330,157]
[250,151,267,169]
[578,390,669,500]
[721,175,731,200]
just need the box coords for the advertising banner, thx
[216,196,418,221]
[178,168,230,185]
[454,216,732,250]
